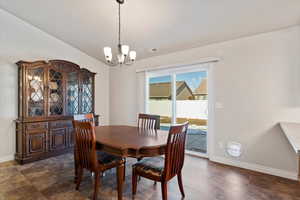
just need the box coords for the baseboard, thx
[0,155,14,163]
[186,150,208,158]
[210,156,298,181]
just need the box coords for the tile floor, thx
[0,153,300,200]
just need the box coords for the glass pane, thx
[81,75,93,114]
[176,71,208,153]
[27,68,45,117]
[49,69,64,115]
[67,72,79,115]
[148,75,172,131]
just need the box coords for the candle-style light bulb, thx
[129,51,136,61]
[121,45,129,56]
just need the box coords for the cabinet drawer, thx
[26,122,48,131]
[49,120,72,129]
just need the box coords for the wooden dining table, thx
[74,125,169,199]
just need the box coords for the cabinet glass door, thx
[48,68,64,116]
[27,67,45,117]
[66,71,79,115]
[81,74,93,114]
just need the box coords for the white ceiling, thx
[0,0,300,63]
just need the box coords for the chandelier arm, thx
[107,59,119,67]
[123,56,134,65]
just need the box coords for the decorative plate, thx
[49,81,58,90]
[51,93,59,102]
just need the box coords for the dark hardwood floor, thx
[0,153,299,200]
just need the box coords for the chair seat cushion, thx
[97,152,124,167]
[133,156,164,177]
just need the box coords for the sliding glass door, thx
[176,71,208,153]
[148,75,172,130]
[147,66,208,155]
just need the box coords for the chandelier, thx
[103,0,136,65]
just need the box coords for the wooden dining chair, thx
[73,121,125,200]
[73,113,95,182]
[132,122,189,200]
[135,113,161,182]
[74,113,95,124]
[138,113,160,130]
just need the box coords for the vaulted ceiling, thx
[0,0,300,63]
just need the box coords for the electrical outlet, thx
[227,142,242,157]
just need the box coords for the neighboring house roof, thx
[150,81,194,99]
[194,78,207,95]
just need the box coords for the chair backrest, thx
[72,121,98,171]
[163,122,189,180]
[138,113,160,130]
[74,113,94,124]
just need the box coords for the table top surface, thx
[95,125,169,150]
[280,122,300,154]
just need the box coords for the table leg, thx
[117,163,124,200]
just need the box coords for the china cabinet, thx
[15,60,98,164]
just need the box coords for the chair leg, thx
[93,172,100,200]
[177,172,185,197]
[132,168,138,195]
[136,158,142,181]
[76,167,83,190]
[74,147,78,183]
[123,160,126,182]
[117,164,124,200]
[161,181,168,200]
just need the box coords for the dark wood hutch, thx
[15,60,99,164]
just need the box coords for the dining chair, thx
[138,113,160,130]
[132,122,189,200]
[74,113,95,124]
[73,113,95,182]
[136,113,161,182]
[137,113,160,162]
[73,121,125,200]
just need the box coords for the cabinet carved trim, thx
[15,60,99,164]
[49,128,67,151]
[26,130,47,155]
[26,122,48,131]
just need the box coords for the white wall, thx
[0,8,110,161]
[110,26,300,178]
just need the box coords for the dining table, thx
[74,125,169,199]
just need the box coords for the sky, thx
[149,71,207,91]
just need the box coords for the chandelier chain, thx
[118,3,121,46]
